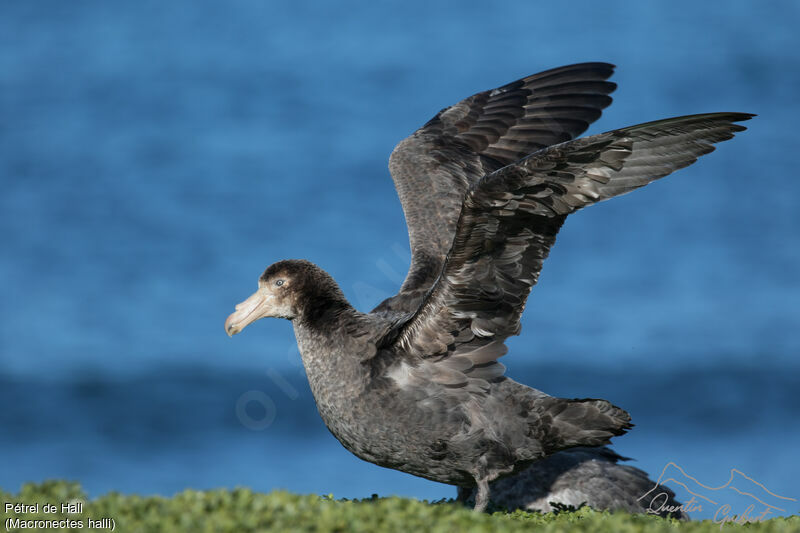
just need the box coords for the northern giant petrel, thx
[225,63,751,511]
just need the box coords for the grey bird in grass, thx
[461,447,687,519]
[225,63,751,512]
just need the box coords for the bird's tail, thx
[538,397,633,453]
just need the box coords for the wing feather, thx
[386,112,753,391]
[377,63,617,313]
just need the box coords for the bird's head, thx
[225,259,346,336]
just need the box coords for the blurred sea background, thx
[1,0,798,521]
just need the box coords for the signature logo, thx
[638,461,796,527]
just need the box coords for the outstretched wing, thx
[377,63,617,313]
[389,112,753,390]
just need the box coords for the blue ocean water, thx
[1,0,798,521]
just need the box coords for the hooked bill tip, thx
[224,313,240,337]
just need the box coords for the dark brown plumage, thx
[225,63,752,511]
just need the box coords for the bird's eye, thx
[275,279,285,287]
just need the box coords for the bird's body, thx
[267,261,631,497]
[225,63,752,511]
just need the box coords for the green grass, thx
[1,481,798,532]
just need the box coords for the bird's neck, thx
[291,305,376,413]
[292,300,364,361]
[296,293,353,330]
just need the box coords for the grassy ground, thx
[1,481,798,532]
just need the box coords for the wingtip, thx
[571,61,616,71]
[525,61,617,84]
[707,112,756,123]
[714,112,756,132]
[726,112,756,122]
[620,112,756,135]
[575,61,617,80]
